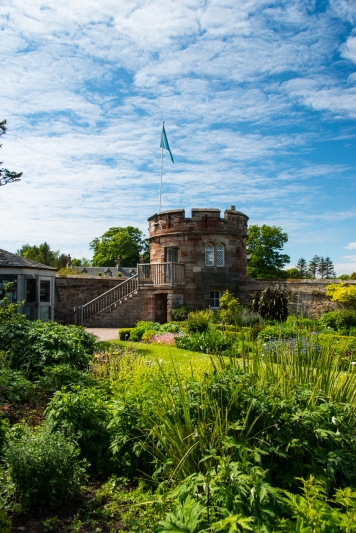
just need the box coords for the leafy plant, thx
[0,369,34,403]
[250,286,290,322]
[170,306,190,321]
[186,310,214,333]
[175,329,234,354]
[0,321,96,373]
[39,364,95,391]
[119,328,133,341]
[326,282,356,309]
[4,424,85,509]
[0,509,11,533]
[45,386,111,470]
[218,290,240,325]
[318,310,356,333]
[142,329,157,342]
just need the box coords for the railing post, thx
[171,260,173,288]
[137,264,140,288]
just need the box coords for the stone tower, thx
[147,206,248,310]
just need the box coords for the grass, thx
[98,339,211,368]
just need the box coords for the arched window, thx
[205,244,214,266]
[216,244,224,267]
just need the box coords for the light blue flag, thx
[160,123,174,163]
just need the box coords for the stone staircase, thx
[78,275,141,328]
[83,290,140,328]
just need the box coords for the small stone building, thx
[0,249,56,321]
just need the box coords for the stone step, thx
[83,292,140,328]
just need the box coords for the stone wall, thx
[55,276,129,315]
[238,279,356,317]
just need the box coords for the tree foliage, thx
[90,226,149,267]
[247,225,290,279]
[308,255,335,279]
[325,282,356,309]
[0,120,22,187]
[17,242,67,269]
[296,257,308,277]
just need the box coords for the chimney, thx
[230,205,236,211]
[139,255,144,264]
[116,255,121,268]
[67,254,72,267]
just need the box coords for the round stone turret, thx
[147,207,249,310]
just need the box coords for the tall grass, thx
[217,333,356,404]
[143,334,356,484]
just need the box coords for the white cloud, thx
[344,243,356,250]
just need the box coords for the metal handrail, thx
[138,262,185,286]
[78,274,138,324]
[54,307,82,325]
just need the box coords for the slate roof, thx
[0,249,56,270]
[72,266,137,278]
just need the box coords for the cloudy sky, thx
[1,0,355,273]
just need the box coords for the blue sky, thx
[1,0,355,273]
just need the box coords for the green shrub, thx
[169,306,190,321]
[147,365,356,491]
[0,321,96,373]
[4,424,85,509]
[45,386,111,470]
[142,329,157,342]
[129,327,144,342]
[0,509,11,533]
[319,310,356,333]
[109,397,154,478]
[258,324,301,341]
[119,328,133,341]
[0,417,8,455]
[39,364,95,391]
[117,271,122,277]
[129,321,161,342]
[0,369,34,403]
[218,290,240,325]
[250,286,290,322]
[186,310,214,333]
[175,329,234,354]
[159,322,181,333]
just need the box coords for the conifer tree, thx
[324,256,335,279]
[296,257,308,278]
[307,255,320,279]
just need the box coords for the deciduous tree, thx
[17,242,67,269]
[247,225,290,279]
[89,227,149,267]
[0,120,22,186]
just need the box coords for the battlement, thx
[148,206,248,240]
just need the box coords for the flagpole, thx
[158,120,164,213]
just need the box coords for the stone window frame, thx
[205,243,214,267]
[216,243,225,267]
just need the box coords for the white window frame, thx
[216,244,224,267]
[205,243,214,267]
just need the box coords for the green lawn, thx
[98,339,211,369]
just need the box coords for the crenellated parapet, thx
[148,206,248,239]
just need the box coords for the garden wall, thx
[55,276,129,315]
[238,279,356,317]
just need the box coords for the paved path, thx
[85,328,119,341]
